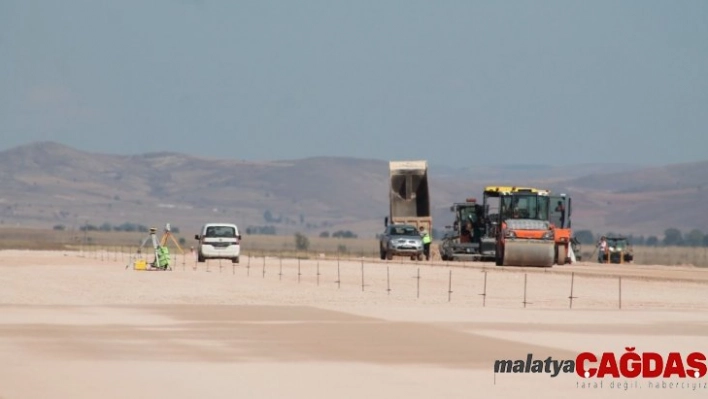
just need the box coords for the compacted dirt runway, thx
[1,250,707,398]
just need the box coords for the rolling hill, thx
[0,141,705,239]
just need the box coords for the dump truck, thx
[385,160,432,233]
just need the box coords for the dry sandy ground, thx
[1,250,707,399]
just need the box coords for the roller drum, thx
[502,239,555,267]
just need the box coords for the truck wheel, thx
[198,253,205,263]
[386,251,393,260]
[380,247,386,260]
[232,257,239,264]
[417,253,424,261]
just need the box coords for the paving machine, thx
[484,186,556,267]
[438,197,496,261]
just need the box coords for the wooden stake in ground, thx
[448,269,453,302]
[568,272,577,309]
[480,271,488,307]
[619,276,622,310]
[336,259,341,289]
[361,259,365,292]
[416,267,420,299]
[387,266,391,295]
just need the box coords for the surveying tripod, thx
[126,224,183,270]
[159,223,184,255]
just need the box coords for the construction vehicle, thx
[379,223,425,261]
[194,223,241,263]
[483,186,556,267]
[602,236,634,264]
[438,197,496,261]
[484,186,581,266]
[384,160,432,233]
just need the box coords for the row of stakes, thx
[81,246,626,309]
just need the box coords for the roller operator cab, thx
[194,223,241,263]
[548,193,577,264]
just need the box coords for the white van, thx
[194,223,242,263]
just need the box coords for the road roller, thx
[483,187,556,267]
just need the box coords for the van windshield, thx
[205,226,236,238]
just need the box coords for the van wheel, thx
[198,254,205,263]
[232,257,239,264]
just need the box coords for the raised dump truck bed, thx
[388,160,432,232]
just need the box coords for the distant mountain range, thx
[1,141,706,238]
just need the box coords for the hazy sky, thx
[2,1,707,167]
